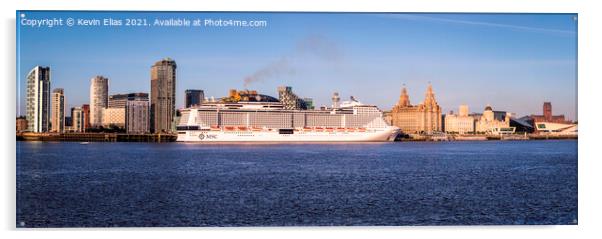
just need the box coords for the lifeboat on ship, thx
[224,126,236,131]
[251,127,263,132]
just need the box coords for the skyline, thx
[17,11,578,120]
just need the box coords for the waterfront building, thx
[390,84,442,134]
[303,98,315,110]
[51,88,65,133]
[16,116,28,133]
[277,86,308,110]
[108,93,149,108]
[26,66,51,133]
[126,99,150,134]
[71,107,84,132]
[510,116,535,133]
[185,89,204,108]
[90,82,149,132]
[150,58,177,133]
[104,93,150,131]
[102,107,125,128]
[108,94,127,108]
[534,122,577,135]
[475,105,511,134]
[530,102,571,124]
[444,105,475,134]
[64,116,72,129]
[82,104,90,131]
[63,116,72,132]
[90,76,109,128]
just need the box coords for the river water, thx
[16,140,577,227]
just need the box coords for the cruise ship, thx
[176,95,399,142]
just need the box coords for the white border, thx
[2,0,601,239]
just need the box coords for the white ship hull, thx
[176,100,399,142]
[177,127,399,142]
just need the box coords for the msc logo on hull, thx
[198,133,217,140]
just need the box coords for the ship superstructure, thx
[176,95,399,142]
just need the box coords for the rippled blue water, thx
[16,140,577,227]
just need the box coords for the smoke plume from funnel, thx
[243,57,293,88]
[242,34,343,87]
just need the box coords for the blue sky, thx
[17,11,577,120]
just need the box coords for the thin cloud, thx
[242,34,343,88]
[383,14,576,35]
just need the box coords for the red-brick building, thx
[82,104,90,131]
[16,116,28,132]
[530,102,571,124]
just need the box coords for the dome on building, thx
[484,105,493,111]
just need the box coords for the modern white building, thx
[71,107,84,132]
[26,66,51,132]
[51,88,65,133]
[90,76,109,128]
[444,105,475,134]
[126,100,150,134]
[535,122,578,135]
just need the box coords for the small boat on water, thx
[80,142,90,145]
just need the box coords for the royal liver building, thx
[390,83,442,134]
